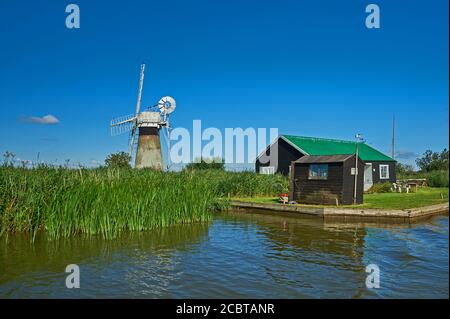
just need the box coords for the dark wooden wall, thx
[292,157,364,205]
[255,138,303,175]
[370,161,397,184]
[342,158,365,204]
[293,162,344,205]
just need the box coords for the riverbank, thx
[230,201,449,219]
[229,187,449,219]
[1,166,448,238]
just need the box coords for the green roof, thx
[281,135,395,162]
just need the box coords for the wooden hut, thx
[289,154,364,205]
[256,135,396,191]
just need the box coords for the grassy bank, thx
[0,167,287,239]
[4,165,445,240]
[232,187,449,210]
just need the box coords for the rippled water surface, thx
[0,211,448,298]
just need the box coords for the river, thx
[0,211,448,298]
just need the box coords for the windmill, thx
[110,63,176,169]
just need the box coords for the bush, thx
[366,182,392,194]
[105,152,131,169]
[190,170,289,197]
[427,170,449,188]
[396,163,424,179]
[185,157,225,170]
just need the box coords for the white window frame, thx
[379,164,390,179]
[260,166,275,175]
[308,164,329,180]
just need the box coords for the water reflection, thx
[220,210,448,298]
[0,211,448,298]
[0,223,210,298]
[218,211,368,298]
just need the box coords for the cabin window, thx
[379,164,390,179]
[308,164,328,180]
[260,166,275,175]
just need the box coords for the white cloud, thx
[396,149,418,160]
[21,114,60,125]
[90,159,102,167]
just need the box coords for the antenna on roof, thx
[392,114,395,160]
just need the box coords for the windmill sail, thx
[110,114,136,136]
[129,63,146,157]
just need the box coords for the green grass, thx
[0,167,288,239]
[362,187,448,209]
[233,187,449,210]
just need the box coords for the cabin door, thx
[363,163,373,191]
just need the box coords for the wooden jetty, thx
[229,201,449,220]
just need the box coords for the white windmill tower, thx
[110,63,176,169]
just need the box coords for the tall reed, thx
[0,167,214,239]
[0,167,288,239]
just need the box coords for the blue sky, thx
[0,0,448,168]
